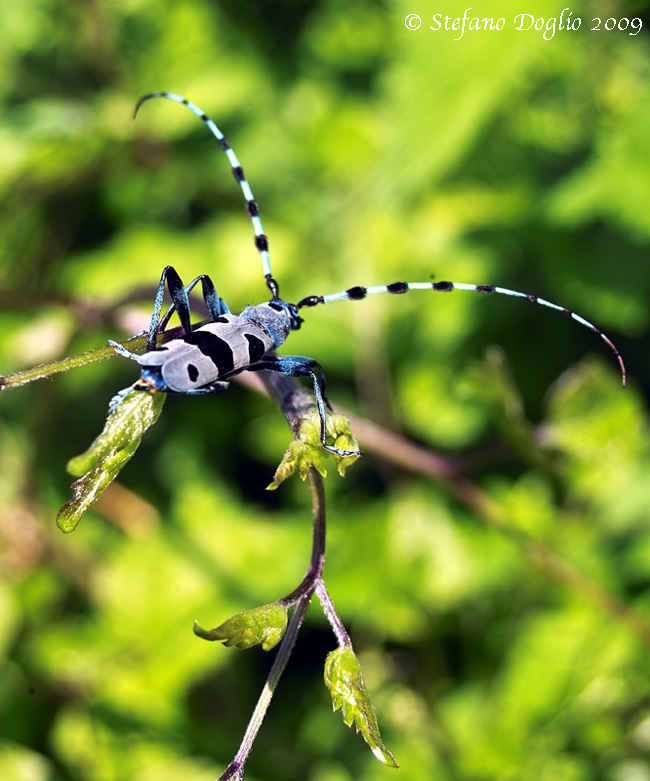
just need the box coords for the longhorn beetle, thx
[110,92,627,456]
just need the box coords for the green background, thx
[1,0,650,779]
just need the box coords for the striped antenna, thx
[134,92,279,298]
[297,280,627,385]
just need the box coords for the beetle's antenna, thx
[135,92,279,299]
[297,280,626,385]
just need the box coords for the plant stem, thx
[0,344,119,390]
[218,470,327,780]
[315,580,351,648]
[219,590,312,781]
[279,469,326,606]
[0,327,186,391]
[240,371,650,651]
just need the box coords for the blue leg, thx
[157,273,229,335]
[108,340,141,361]
[147,266,192,350]
[106,340,147,412]
[181,381,231,396]
[248,356,361,457]
[108,375,230,413]
[108,382,139,413]
[112,270,229,355]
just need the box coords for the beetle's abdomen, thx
[138,314,273,392]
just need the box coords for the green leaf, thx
[194,601,288,651]
[56,391,165,533]
[267,408,360,490]
[324,646,398,767]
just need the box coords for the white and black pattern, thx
[109,93,626,459]
[135,92,279,299]
[297,280,627,385]
[137,313,276,393]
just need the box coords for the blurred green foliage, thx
[1,0,650,779]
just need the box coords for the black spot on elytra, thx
[185,331,235,376]
[245,333,267,363]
